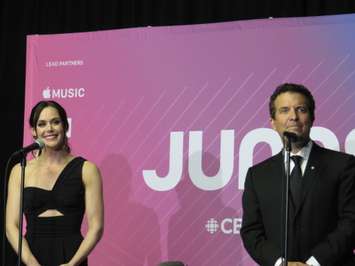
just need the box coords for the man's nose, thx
[289,108,298,120]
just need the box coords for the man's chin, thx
[281,131,309,147]
[285,130,307,139]
[294,136,309,148]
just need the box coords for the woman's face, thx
[32,106,66,150]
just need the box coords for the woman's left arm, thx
[62,161,104,266]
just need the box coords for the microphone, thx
[283,131,299,142]
[14,139,45,156]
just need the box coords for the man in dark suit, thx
[240,83,355,266]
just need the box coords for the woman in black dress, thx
[6,100,104,266]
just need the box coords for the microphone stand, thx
[2,141,43,266]
[282,136,292,266]
[17,153,27,266]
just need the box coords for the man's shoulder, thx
[313,143,354,161]
[249,152,282,171]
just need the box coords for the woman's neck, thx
[37,148,71,164]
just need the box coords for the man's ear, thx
[270,118,276,130]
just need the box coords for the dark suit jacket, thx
[240,143,355,266]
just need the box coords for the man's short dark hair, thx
[269,83,315,122]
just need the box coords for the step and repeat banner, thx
[24,14,355,265]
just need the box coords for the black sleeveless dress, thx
[23,157,88,266]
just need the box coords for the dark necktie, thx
[290,155,303,207]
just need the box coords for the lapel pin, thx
[311,166,315,170]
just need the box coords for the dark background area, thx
[1,0,355,263]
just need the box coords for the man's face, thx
[270,92,313,142]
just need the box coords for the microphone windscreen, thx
[35,138,45,149]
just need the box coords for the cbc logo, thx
[205,218,242,235]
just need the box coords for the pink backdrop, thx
[24,14,355,265]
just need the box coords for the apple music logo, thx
[42,86,86,99]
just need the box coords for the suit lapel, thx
[266,147,323,218]
[294,143,322,216]
[270,151,285,189]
